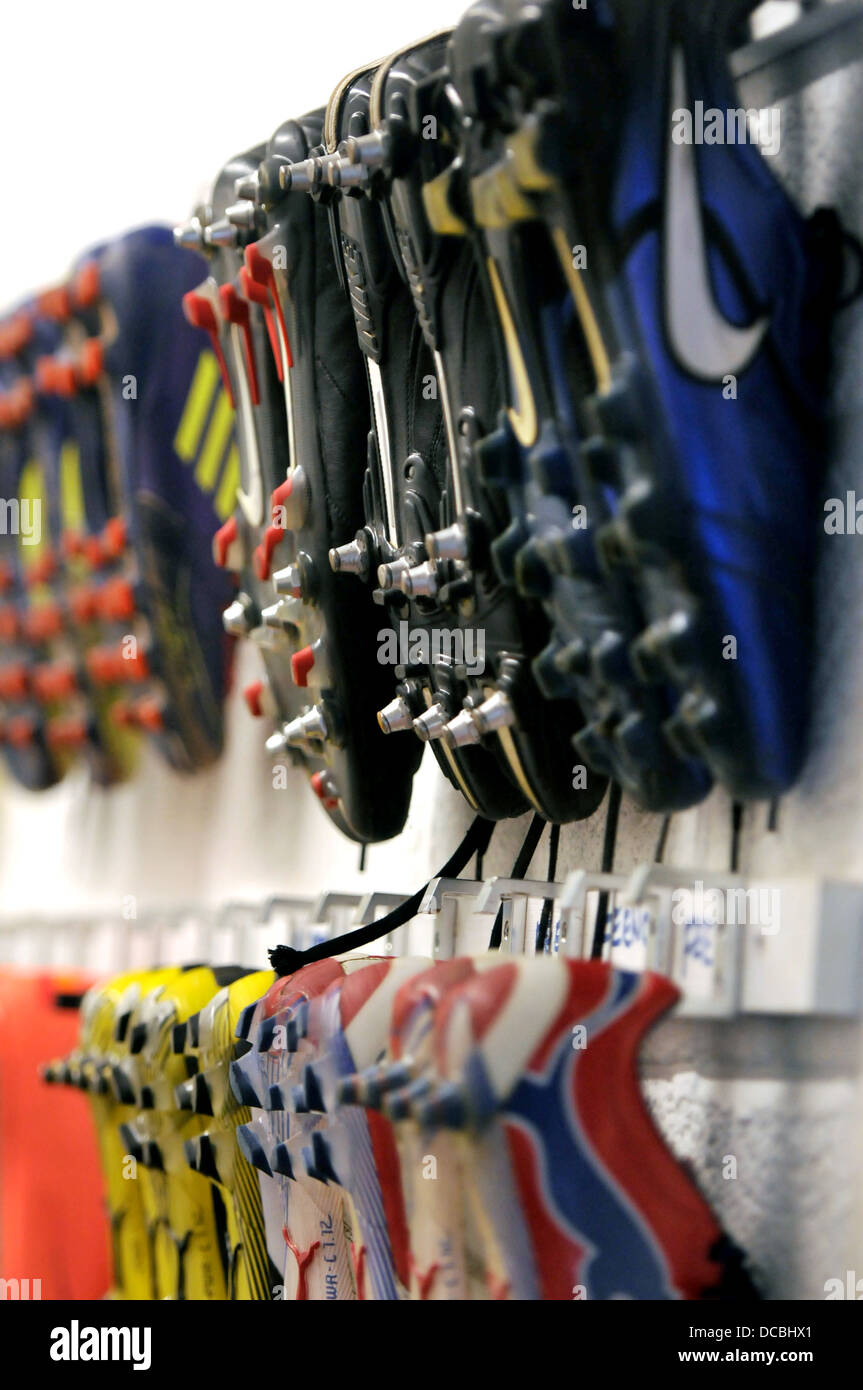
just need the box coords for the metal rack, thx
[735,0,863,106]
[2,863,861,1019]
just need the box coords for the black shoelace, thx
[269,815,496,976]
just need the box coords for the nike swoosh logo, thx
[269,262,298,471]
[366,358,398,544]
[664,48,769,382]
[231,324,265,527]
[236,472,263,528]
[433,348,465,516]
[486,256,538,448]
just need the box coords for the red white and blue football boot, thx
[420,956,757,1300]
[296,956,442,1300]
[231,960,358,1301]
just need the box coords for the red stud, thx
[291,645,315,688]
[35,355,77,397]
[98,577,136,623]
[254,524,287,582]
[101,517,128,562]
[219,284,260,406]
[182,291,235,407]
[24,548,58,588]
[0,377,34,427]
[0,312,33,359]
[62,531,85,561]
[135,697,165,733]
[82,535,106,570]
[0,663,29,700]
[67,585,100,625]
[86,648,119,686]
[243,680,264,718]
[24,603,63,643]
[110,699,140,729]
[270,476,293,524]
[37,285,72,323]
[6,714,36,747]
[77,337,104,387]
[239,265,281,382]
[124,647,150,684]
[32,662,78,703]
[213,515,239,569]
[47,716,88,750]
[243,244,292,374]
[86,644,149,686]
[310,770,339,811]
[72,261,100,310]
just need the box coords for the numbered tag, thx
[679,915,718,998]
[604,904,652,971]
[669,886,739,1015]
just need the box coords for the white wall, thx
[0,0,468,306]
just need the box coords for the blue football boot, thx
[24,296,135,785]
[446,0,844,800]
[67,229,237,771]
[0,326,64,789]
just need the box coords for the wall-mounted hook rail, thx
[1,867,861,1018]
[419,877,485,957]
[734,0,863,106]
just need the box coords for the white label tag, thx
[677,898,720,1000]
[604,905,652,972]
